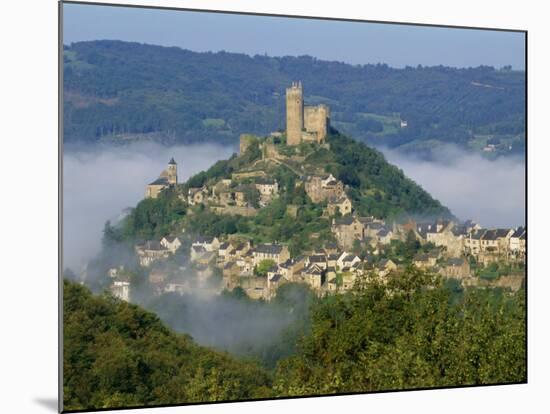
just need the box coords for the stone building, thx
[255,178,279,206]
[145,158,178,199]
[304,104,330,143]
[160,235,182,254]
[331,216,366,250]
[326,195,352,216]
[111,279,131,302]
[187,186,209,205]
[135,241,171,267]
[253,243,290,265]
[286,81,330,145]
[509,227,526,259]
[305,174,345,203]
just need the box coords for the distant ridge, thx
[63,40,525,158]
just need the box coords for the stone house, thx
[325,266,337,281]
[305,174,345,203]
[231,241,251,260]
[187,186,209,205]
[236,253,255,277]
[376,228,393,245]
[111,279,131,302]
[509,227,525,254]
[217,242,233,263]
[190,245,207,262]
[160,235,182,254]
[267,273,288,297]
[307,254,328,270]
[464,229,486,256]
[480,229,513,254]
[364,222,384,239]
[217,187,248,207]
[337,253,361,270]
[376,259,397,278]
[326,195,352,216]
[413,253,437,269]
[253,243,291,265]
[331,216,366,250]
[196,251,216,266]
[327,253,339,268]
[255,178,279,206]
[278,256,306,281]
[302,263,325,291]
[480,230,499,253]
[192,236,220,252]
[135,241,171,267]
[426,222,463,257]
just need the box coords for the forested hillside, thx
[63,40,525,157]
[63,268,526,410]
[63,280,272,411]
[106,130,451,258]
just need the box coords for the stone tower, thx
[286,81,304,146]
[166,158,177,185]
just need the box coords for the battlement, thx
[286,81,330,145]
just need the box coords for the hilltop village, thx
[110,82,525,302]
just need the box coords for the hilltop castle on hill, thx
[285,81,330,145]
[147,82,329,199]
[239,81,331,154]
[125,81,526,302]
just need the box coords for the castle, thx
[286,81,330,145]
[145,158,178,198]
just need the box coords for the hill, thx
[63,280,272,411]
[113,129,451,256]
[63,40,525,158]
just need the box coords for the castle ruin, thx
[286,81,330,145]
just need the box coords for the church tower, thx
[167,158,177,185]
[286,81,304,145]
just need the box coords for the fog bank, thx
[382,146,525,228]
[63,143,235,270]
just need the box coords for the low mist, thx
[382,145,525,228]
[146,291,303,366]
[62,142,236,271]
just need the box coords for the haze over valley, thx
[63,143,235,270]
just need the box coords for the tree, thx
[404,230,420,259]
[255,259,276,277]
[242,185,261,209]
[273,268,525,395]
